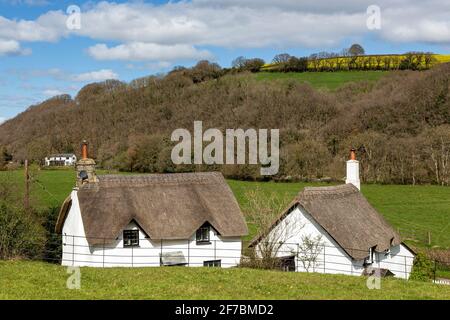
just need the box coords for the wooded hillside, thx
[0,63,449,184]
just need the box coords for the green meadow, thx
[254,71,387,90]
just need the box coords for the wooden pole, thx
[428,231,431,246]
[24,159,30,211]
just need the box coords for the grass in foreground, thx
[254,71,387,90]
[0,261,449,300]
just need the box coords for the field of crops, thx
[434,54,450,63]
[261,54,450,72]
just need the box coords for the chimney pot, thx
[76,140,98,187]
[350,148,356,161]
[81,140,88,160]
[346,148,360,190]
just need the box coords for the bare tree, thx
[383,56,391,70]
[340,48,350,57]
[244,188,300,268]
[424,52,435,69]
[296,235,324,272]
[272,53,291,64]
[232,56,247,69]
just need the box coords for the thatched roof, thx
[250,184,402,261]
[56,172,248,245]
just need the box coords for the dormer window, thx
[366,247,375,264]
[123,229,139,247]
[196,224,210,244]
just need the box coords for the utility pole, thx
[24,159,30,212]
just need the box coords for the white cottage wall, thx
[61,191,242,268]
[258,206,414,279]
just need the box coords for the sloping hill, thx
[0,64,449,184]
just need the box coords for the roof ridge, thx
[301,184,357,197]
[93,172,224,187]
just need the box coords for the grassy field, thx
[1,260,449,300]
[0,168,117,209]
[1,169,450,249]
[228,180,450,248]
[254,71,387,90]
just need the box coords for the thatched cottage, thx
[56,142,248,268]
[249,150,415,279]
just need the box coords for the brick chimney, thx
[76,140,98,187]
[345,148,360,190]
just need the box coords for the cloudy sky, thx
[0,0,449,122]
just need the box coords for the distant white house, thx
[45,154,77,166]
[55,142,248,268]
[250,149,416,279]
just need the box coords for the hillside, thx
[0,64,449,184]
[1,261,449,299]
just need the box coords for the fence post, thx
[434,259,437,283]
[187,239,190,267]
[102,238,105,268]
[72,235,75,266]
[323,244,326,273]
[214,240,217,261]
[131,245,134,267]
[428,231,432,246]
[296,243,299,272]
[160,239,163,266]
[404,256,407,280]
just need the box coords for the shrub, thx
[239,251,283,270]
[0,202,46,259]
[41,207,62,264]
[409,252,434,281]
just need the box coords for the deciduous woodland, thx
[0,62,449,185]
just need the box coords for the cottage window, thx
[123,230,139,247]
[203,260,221,267]
[196,225,210,244]
[366,247,375,264]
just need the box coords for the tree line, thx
[231,44,438,73]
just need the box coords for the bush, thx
[41,207,62,264]
[0,202,46,259]
[409,252,434,281]
[239,254,283,270]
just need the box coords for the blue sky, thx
[0,0,449,123]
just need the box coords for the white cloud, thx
[70,69,119,82]
[12,68,119,83]
[0,117,6,125]
[74,1,450,48]
[0,39,30,56]
[43,89,64,96]
[0,11,67,42]
[126,61,172,72]
[88,43,213,61]
[4,0,49,5]
[0,0,449,62]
